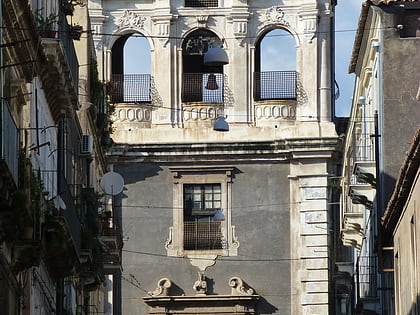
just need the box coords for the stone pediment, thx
[143,276,259,314]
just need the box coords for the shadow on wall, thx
[257,294,279,314]
[115,164,163,185]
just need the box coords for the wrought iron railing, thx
[185,0,218,7]
[358,255,378,298]
[110,74,152,103]
[184,221,222,250]
[1,101,19,184]
[254,71,297,101]
[58,171,82,253]
[354,136,375,162]
[182,73,224,103]
[58,11,79,97]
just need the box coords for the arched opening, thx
[110,33,151,103]
[181,29,224,103]
[254,28,296,101]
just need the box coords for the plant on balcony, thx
[35,11,59,38]
[70,24,83,40]
[61,0,74,16]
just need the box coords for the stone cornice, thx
[108,137,339,163]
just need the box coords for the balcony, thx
[349,184,374,210]
[182,73,224,103]
[98,212,123,272]
[38,11,79,120]
[109,74,152,103]
[43,213,79,280]
[184,221,223,250]
[254,71,297,101]
[11,240,41,272]
[341,212,364,250]
[0,101,19,186]
[354,137,375,162]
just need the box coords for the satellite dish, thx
[100,171,124,195]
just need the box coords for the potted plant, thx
[62,0,74,16]
[36,11,59,38]
[70,24,83,40]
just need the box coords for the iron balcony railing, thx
[58,171,82,254]
[254,71,297,101]
[1,101,19,184]
[358,255,378,298]
[110,74,152,103]
[58,11,79,97]
[184,221,222,250]
[354,136,375,162]
[182,73,224,103]
[185,0,218,7]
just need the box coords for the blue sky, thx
[124,1,364,117]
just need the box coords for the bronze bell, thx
[205,73,219,90]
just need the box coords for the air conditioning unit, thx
[80,134,93,155]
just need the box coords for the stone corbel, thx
[229,277,254,295]
[148,278,172,296]
[300,15,317,43]
[227,10,250,44]
[152,15,176,47]
[196,15,209,28]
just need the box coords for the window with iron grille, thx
[185,0,218,7]
[167,167,239,260]
[184,184,222,250]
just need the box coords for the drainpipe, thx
[319,3,332,122]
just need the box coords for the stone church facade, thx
[88,0,340,314]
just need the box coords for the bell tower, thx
[89,0,339,314]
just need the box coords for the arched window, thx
[254,28,296,101]
[182,29,224,103]
[110,34,151,103]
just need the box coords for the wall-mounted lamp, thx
[213,116,229,132]
[358,96,366,106]
[213,209,225,221]
[204,45,229,66]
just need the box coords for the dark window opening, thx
[183,184,222,250]
[254,29,297,101]
[110,34,152,103]
[182,29,224,102]
[399,10,420,38]
[185,0,218,8]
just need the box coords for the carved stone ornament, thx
[266,6,289,26]
[148,278,172,296]
[229,277,254,295]
[196,15,209,27]
[116,10,146,29]
[193,272,208,296]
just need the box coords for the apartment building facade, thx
[339,1,420,313]
[0,0,120,314]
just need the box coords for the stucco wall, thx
[381,10,420,204]
[117,162,291,314]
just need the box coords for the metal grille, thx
[58,11,79,95]
[354,136,375,162]
[182,73,223,103]
[110,74,152,103]
[358,255,378,298]
[1,101,18,184]
[184,221,222,250]
[254,71,297,100]
[185,0,218,7]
